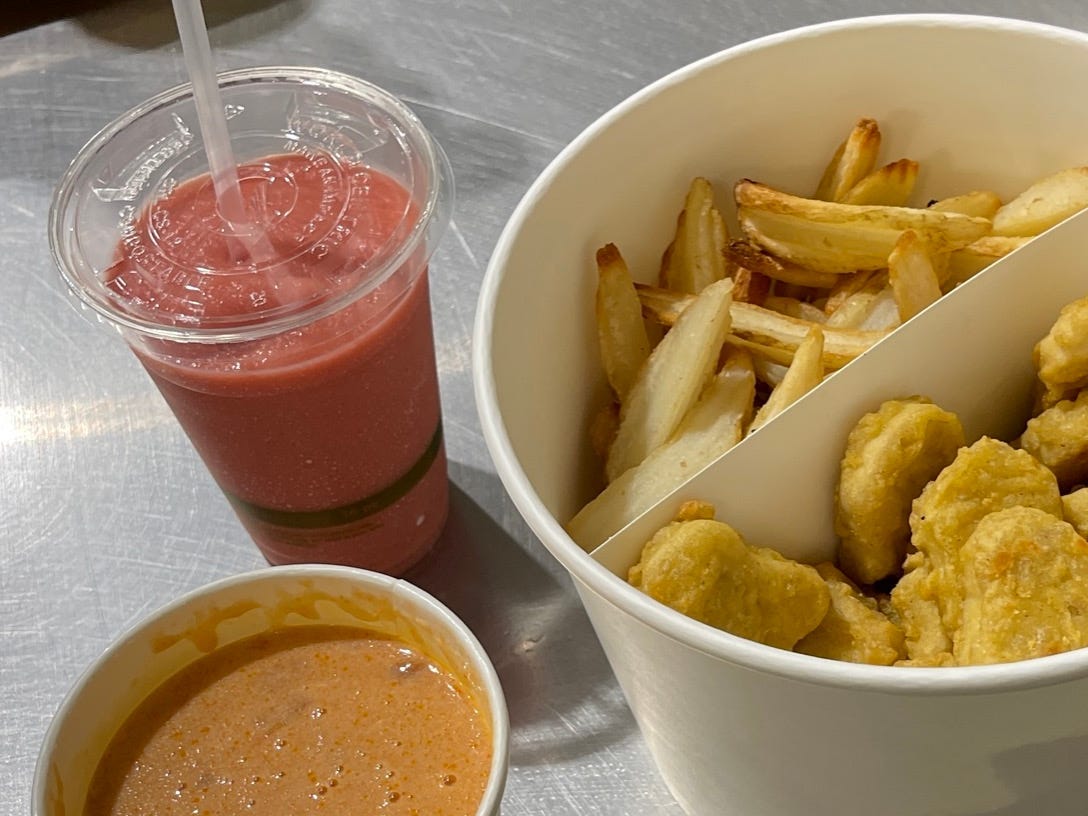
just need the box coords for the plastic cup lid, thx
[50,66,449,343]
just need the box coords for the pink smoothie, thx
[106,152,448,573]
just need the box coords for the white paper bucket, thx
[475,14,1088,816]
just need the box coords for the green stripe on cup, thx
[226,422,443,530]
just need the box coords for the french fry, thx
[595,244,652,401]
[826,282,901,332]
[725,335,797,367]
[992,167,1088,236]
[736,180,991,273]
[763,295,828,324]
[749,326,824,432]
[606,277,734,482]
[731,266,772,305]
[589,401,620,461]
[814,118,881,202]
[826,290,878,329]
[888,230,942,321]
[636,282,690,325]
[943,236,1030,290]
[724,239,840,289]
[731,302,882,368]
[662,177,729,293]
[824,270,882,315]
[855,287,901,331]
[840,159,919,206]
[635,283,886,369]
[752,356,789,388]
[929,190,1002,219]
[568,350,756,551]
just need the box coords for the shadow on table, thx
[406,473,640,767]
[56,0,310,48]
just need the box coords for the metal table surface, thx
[4,1,1088,814]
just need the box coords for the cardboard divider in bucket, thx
[591,208,1088,576]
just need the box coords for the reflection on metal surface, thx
[0,392,169,444]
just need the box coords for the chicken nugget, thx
[955,506,1088,665]
[1035,295,1088,409]
[835,398,964,585]
[891,437,1061,664]
[629,516,829,650]
[1021,390,1088,490]
[795,563,905,665]
[1062,487,1088,539]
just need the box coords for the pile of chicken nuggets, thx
[629,295,1088,666]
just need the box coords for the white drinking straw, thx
[171,0,274,264]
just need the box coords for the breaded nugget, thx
[891,437,1062,664]
[1035,295,1088,409]
[955,507,1088,665]
[794,563,905,665]
[835,398,964,585]
[629,516,829,650]
[1021,390,1088,490]
[1062,487,1088,539]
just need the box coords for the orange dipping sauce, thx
[83,626,492,816]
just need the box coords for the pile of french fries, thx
[566,117,1088,552]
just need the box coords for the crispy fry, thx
[888,229,942,322]
[854,287,900,331]
[825,270,891,329]
[723,239,840,289]
[929,190,1002,219]
[724,334,797,367]
[752,356,789,388]
[636,282,689,325]
[606,278,734,482]
[839,159,919,206]
[763,295,827,324]
[662,177,728,293]
[731,265,772,305]
[589,400,619,461]
[825,290,877,328]
[595,243,652,401]
[569,351,755,550]
[636,283,884,368]
[992,166,1088,236]
[814,118,881,202]
[942,236,1028,290]
[736,180,991,273]
[824,269,881,315]
[749,326,824,432]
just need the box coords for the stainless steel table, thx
[5,1,1088,813]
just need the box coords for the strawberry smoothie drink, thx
[51,68,453,574]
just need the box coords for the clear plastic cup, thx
[51,67,454,575]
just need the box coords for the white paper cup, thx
[33,566,509,816]
[474,14,1088,816]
